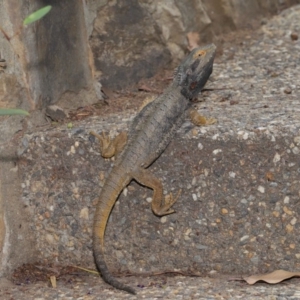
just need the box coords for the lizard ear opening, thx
[173,67,178,78]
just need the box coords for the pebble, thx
[160,216,167,223]
[283,206,293,215]
[273,152,281,163]
[197,142,203,150]
[286,224,294,233]
[257,186,265,193]
[221,208,228,214]
[212,149,222,155]
[79,207,89,220]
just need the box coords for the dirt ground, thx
[67,28,258,122]
[2,263,299,299]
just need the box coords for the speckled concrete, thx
[11,4,300,298]
[2,275,300,300]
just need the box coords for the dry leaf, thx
[72,265,99,275]
[187,32,200,51]
[244,270,300,285]
[101,86,114,99]
[138,85,161,94]
[50,275,57,288]
[138,84,153,92]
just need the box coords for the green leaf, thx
[0,108,29,116]
[23,5,52,25]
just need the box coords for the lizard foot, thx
[90,131,127,158]
[133,168,181,217]
[90,131,114,158]
[154,189,182,216]
[189,109,217,126]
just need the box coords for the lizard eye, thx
[193,50,206,59]
[197,50,205,57]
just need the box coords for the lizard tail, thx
[93,239,136,294]
[93,171,136,294]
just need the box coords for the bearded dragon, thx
[90,44,216,294]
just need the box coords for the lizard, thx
[90,44,217,294]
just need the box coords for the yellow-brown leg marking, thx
[133,168,179,216]
[189,108,217,126]
[90,131,127,158]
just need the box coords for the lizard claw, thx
[189,109,217,126]
[203,117,217,125]
[90,131,110,146]
[99,132,112,153]
[159,189,182,216]
[90,131,116,158]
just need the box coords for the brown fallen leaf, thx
[138,84,161,94]
[101,86,115,99]
[243,270,300,285]
[138,84,153,93]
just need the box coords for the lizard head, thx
[175,44,216,100]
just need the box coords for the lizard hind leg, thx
[133,168,180,216]
[90,131,127,158]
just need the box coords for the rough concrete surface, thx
[1,4,300,300]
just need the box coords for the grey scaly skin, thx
[91,44,216,294]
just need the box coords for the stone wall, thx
[1,0,299,111]
[89,0,300,89]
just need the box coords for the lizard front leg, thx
[133,168,181,216]
[189,108,217,126]
[90,131,127,158]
